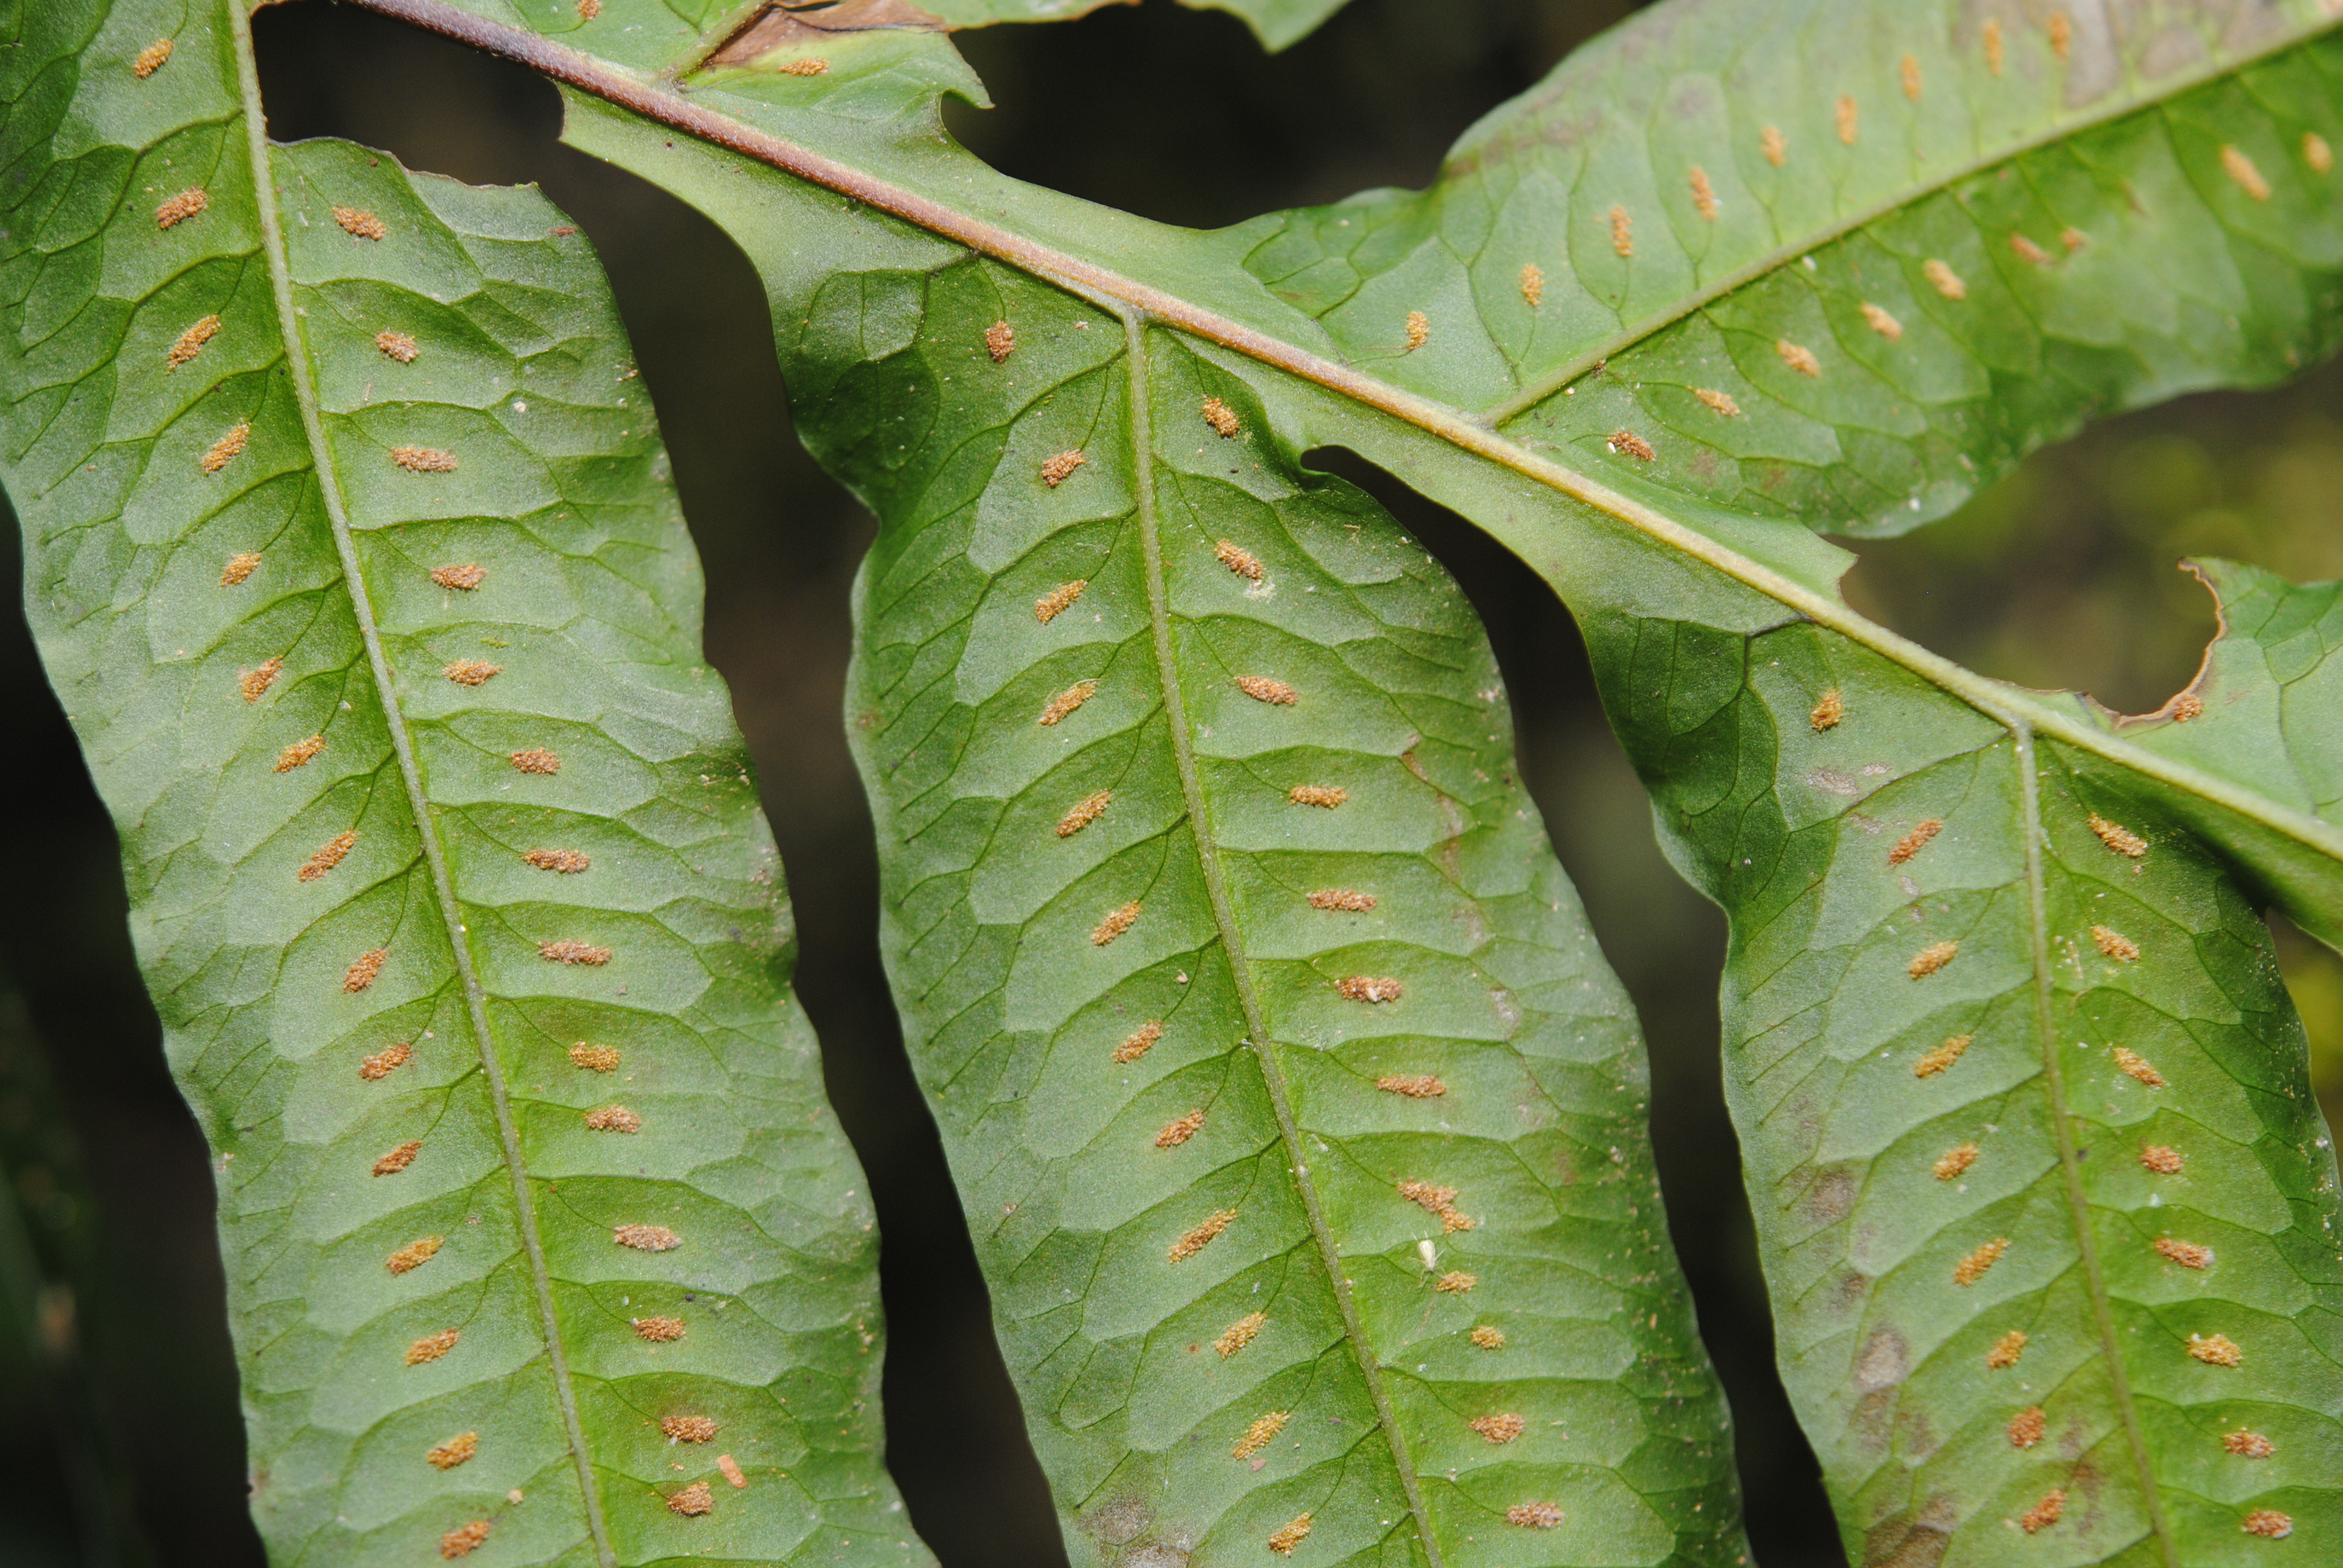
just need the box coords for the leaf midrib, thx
[1120,310,1444,1563]
[226,7,615,1564]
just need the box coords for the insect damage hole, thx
[373,1140,422,1176]
[1888,819,1941,864]
[376,330,419,363]
[1168,1209,1235,1261]
[300,831,358,883]
[1907,940,1959,978]
[585,1105,641,1133]
[167,314,220,370]
[570,1043,621,1072]
[1112,1021,1161,1063]
[405,1328,459,1365]
[1232,1411,1289,1459]
[1216,1312,1267,1356]
[1214,540,1263,579]
[156,188,208,228]
[361,1042,413,1080]
[1035,580,1087,622]
[615,1224,681,1252]
[1311,890,1375,912]
[344,947,388,992]
[1953,1236,2008,1285]
[203,422,250,475]
[1038,681,1096,726]
[332,206,386,240]
[1040,449,1086,487]
[426,1431,479,1470]
[1915,1034,1971,1077]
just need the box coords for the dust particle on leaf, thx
[1405,310,1429,350]
[1695,388,1740,417]
[373,1140,421,1176]
[570,1043,621,1072]
[2243,1511,2293,1538]
[585,1105,641,1133]
[2091,925,2139,961]
[1267,1514,1311,1555]
[2225,1429,2274,1458]
[431,563,485,590]
[1608,204,1633,257]
[2112,1047,2164,1087]
[2020,1489,2065,1534]
[1057,789,1113,838]
[299,830,358,883]
[1154,1109,1205,1148]
[1984,18,2005,73]
[2305,132,2333,174]
[1035,580,1087,623]
[2009,232,2052,266]
[166,315,220,370]
[1168,1209,1235,1262]
[779,56,830,76]
[155,188,208,228]
[375,330,418,363]
[1689,165,1718,220]
[510,748,561,774]
[1608,428,1655,462]
[1953,1236,2008,1285]
[1091,900,1141,946]
[1039,681,1096,726]
[360,1042,412,1081]
[393,446,457,473]
[1914,1034,1971,1077]
[1860,302,1903,341]
[667,1481,714,1516]
[1835,95,1858,145]
[1761,126,1786,166]
[1507,1503,1561,1529]
[1231,1411,1289,1459]
[2155,1237,2211,1270]
[1889,819,1942,864]
[386,1236,442,1273]
[426,1431,477,1470]
[1040,449,1086,488]
[1216,1312,1266,1356]
[1311,890,1375,912]
[524,849,590,873]
[539,941,611,965]
[1518,262,1544,304]
[203,422,250,475]
[1289,785,1346,808]
[1112,1021,1161,1063]
[1987,1330,2027,1368]
[238,656,282,703]
[2008,1406,2045,1448]
[1470,1413,1524,1443]
[439,1521,490,1560]
[1899,53,1922,100]
[615,1223,681,1252]
[344,947,388,993]
[2221,144,2272,201]
[1235,675,1297,705]
[2140,1145,2184,1174]
[1922,259,1967,300]
[442,659,500,686]
[134,38,174,76]
[1470,1324,1504,1350]
[1933,1142,1978,1181]
[405,1328,459,1365]
[1435,1271,1475,1293]
[1377,1073,1442,1096]
[1810,688,1843,729]
[221,552,262,586]
[2088,814,2148,857]
[634,1316,686,1342]
[1907,940,1959,979]
[1214,539,1263,579]
[2188,1332,2241,1367]
[717,1454,746,1488]
[1776,339,1821,377]
[664,1416,718,1443]
[1337,976,1403,1004]
[985,321,1015,362]
[1201,396,1242,436]
[332,206,385,240]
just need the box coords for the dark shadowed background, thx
[4,2,2340,1565]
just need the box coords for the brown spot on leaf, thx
[1953,1236,2008,1285]
[2242,1511,2293,1538]
[2221,144,2272,200]
[1889,819,1942,864]
[386,1236,442,1274]
[539,940,611,965]
[1933,1142,1978,1181]
[156,188,208,229]
[664,1416,718,1443]
[1214,539,1263,579]
[1234,675,1297,705]
[275,734,324,771]
[2112,1047,2164,1087]
[1337,976,1403,1004]
[134,38,173,77]
[300,831,357,883]
[984,321,1014,362]
[1507,1503,1561,1529]
[1914,1034,1971,1077]
[1518,262,1544,304]
[1987,1330,2028,1369]
[2091,925,2139,961]
[2171,693,2204,721]
[1762,126,1786,166]
[1155,1109,1204,1148]
[360,1042,412,1080]
[2020,1489,2064,1534]
[373,1140,421,1176]
[1268,1514,1311,1555]
[1112,1021,1161,1063]
[344,947,387,992]
[1091,900,1141,946]
[431,563,485,590]
[1695,387,1740,417]
[394,446,457,473]
[2008,1406,2045,1448]
[1039,680,1097,727]
[203,422,249,475]
[2189,1332,2241,1367]
[1405,310,1429,350]
[524,849,590,873]
[332,206,385,240]
[570,1043,621,1073]
[1689,165,1719,219]
[1983,18,2005,73]
[1201,396,1241,436]
[511,748,561,774]
[376,330,419,363]
[1899,54,1922,100]
[1608,428,1655,461]
[2140,1145,2184,1174]
[717,1454,746,1488]
[439,1521,490,1559]
[1035,580,1087,622]
[1608,204,1633,256]
[585,1105,641,1133]
[1232,1411,1288,1459]
[778,56,829,74]
[1168,1209,1234,1262]
[1777,339,1822,377]
[1470,1413,1524,1443]
[1810,688,1843,729]
[668,1481,713,1517]
[2306,133,2334,175]
[2155,1237,2211,1269]
[2225,1429,2274,1458]
[1435,1270,1475,1293]
[2088,814,2147,857]
[426,1431,477,1470]
[1835,95,1858,145]
[167,315,220,370]
[221,551,262,586]
[1311,890,1375,912]
[442,659,500,687]
[2009,232,2052,266]
[1861,302,1904,341]
[1058,789,1112,837]
[634,1316,685,1342]
[1289,785,1346,808]
[1908,941,1959,979]
[615,1223,680,1252]
[405,1328,459,1365]
[1215,1312,1265,1356]
[1040,450,1086,488]
[238,656,283,703]
[1470,1324,1504,1350]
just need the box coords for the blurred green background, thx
[2,1,2338,1565]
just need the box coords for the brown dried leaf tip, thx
[405,1328,460,1365]
[156,188,208,229]
[167,314,220,370]
[1155,1109,1205,1149]
[2155,1237,2212,1270]
[332,206,386,240]
[1983,18,2005,73]
[238,656,283,703]
[299,830,358,883]
[203,421,250,475]
[431,563,486,591]
[376,330,419,363]
[585,1105,641,1133]
[1311,890,1375,913]
[1776,339,1821,377]
[1201,396,1242,436]
[615,1223,681,1252]
[387,1235,442,1274]
[1933,1142,1978,1181]
[1689,165,1719,220]
[664,1415,718,1443]
[344,947,388,993]
[1608,204,1633,258]
[524,849,590,874]
[426,1431,478,1471]
[1215,539,1263,579]
[1091,900,1141,946]
[1695,388,1740,417]
[443,659,500,687]
[1268,1514,1312,1556]
[1216,1312,1266,1357]
[1235,675,1297,705]
[373,1140,421,1177]
[221,552,263,587]
[2008,1406,2046,1448]
[1860,302,1903,341]
[2020,1489,2065,1535]
[1608,428,1655,462]
[984,321,1014,362]
[360,1042,413,1081]
[2225,1429,2275,1459]
[1953,1236,2008,1285]
[1987,1329,2028,1369]
[1899,53,1922,101]
[779,57,830,76]
[668,1481,714,1517]
[1834,95,1858,145]
[510,748,561,774]
[1337,976,1403,1004]
[1039,680,1096,726]
[570,1043,621,1073]
[1923,259,1967,301]
[2140,1144,2184,1175]
[1040,449,1086,488]
[2112,1047,2165,1088]
[1168,1209,1235,1262]
[1470,1324,1504,1350]
[1035,580,1087,623]
[1507,1503,1562,1529]
[1889,819,1942,865]
[134,38,174,77]
[2091,925,2140,962]
[1908,940,1959,979]
[2243,1511,2294,1539]
[2088,814,2148,857]
[1112,1021,1161,1064]
[717,1454,747,1488]
[1058,789,1113,838]
[1377,1073,1443,1097]
[393,446,457,473]
[1289,785,1347,808]
[539,940,611,965]
[439,1521,490,1560]
[2221,144,2272,201]
[1761,125,1786,166]
[634,1316,686,1342]
[2188,1332,2242,1367]
[1435,1270,1476,1293]
[1470,1413,1524,1444]
[2307,132,2335,175]
[1914,1034,1972,1077]
[1405,310,1429,350]
[1518,262,1544,305]
[275,734,326,772]
[1810,688,1843,730]
[1232,1410,1289,1459]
